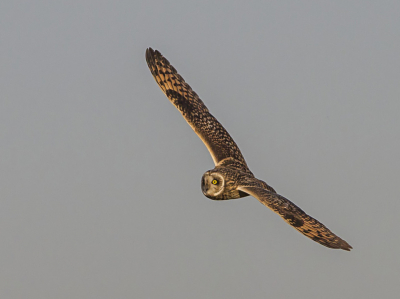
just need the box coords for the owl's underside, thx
[145,47,352,251]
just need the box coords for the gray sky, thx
[1,1,399,298]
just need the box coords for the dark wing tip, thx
[339,241,353,251]
[145,47,154,55]
[146,47,169,63]
[145,47,155,65]
[316,234,353,251]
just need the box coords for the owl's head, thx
[201,171,226,199]
[201,167,250,200]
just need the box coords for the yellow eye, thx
[212,179,218,185]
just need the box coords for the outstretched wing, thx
[146,48,248,168]
[238,186,352,251]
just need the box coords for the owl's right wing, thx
[146,48,248,169]
[238,186,352,251]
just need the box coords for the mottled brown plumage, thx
[145,48,248,169]
[145,47,352,251]
[238,186,352,250]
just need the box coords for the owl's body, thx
[146,48,352,251]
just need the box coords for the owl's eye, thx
[212,179,218,185]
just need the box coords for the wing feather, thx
[146,48,248,168]
[238,186,352,251]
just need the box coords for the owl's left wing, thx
[238,186,352,251]
[145,48,248,169]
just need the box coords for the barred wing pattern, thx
[146,48,248,168]
[238,186,352,250]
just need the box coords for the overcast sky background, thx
[1,1,400,298]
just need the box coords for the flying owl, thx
[145,47,352,251]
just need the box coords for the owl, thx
[145,47,352,251]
